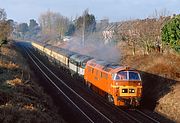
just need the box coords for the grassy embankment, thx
[0,42,65,123]
[120,43,180,122]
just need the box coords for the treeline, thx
[38,9,96,42]
[13,19,40,40]
[1,8,179,53]
[12,9,96,43]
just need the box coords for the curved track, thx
[23,46,113,123]
[16,41,174,123]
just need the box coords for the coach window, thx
[70,59,73,63]
[82,62,86,68]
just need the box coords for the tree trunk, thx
[133,44,136,55]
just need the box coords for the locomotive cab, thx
[111,70,142,106]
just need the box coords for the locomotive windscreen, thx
[113,71,141,81]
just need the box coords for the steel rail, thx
[23,47,95,123]
[136,110,160,123]
[24,46,113,123]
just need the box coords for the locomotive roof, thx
[87,59,122,72]
[92,59,120,68]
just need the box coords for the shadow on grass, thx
[0,53,12,63]
[139,71,177,111]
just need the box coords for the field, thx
[0,42,65,123]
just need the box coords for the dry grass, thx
[120,46,180,122]
[0,43,65,123]
[156,83,180,122]
[0,60,19,69]
[6,78,22,86]
[121,53,180,81]
[22,103,37,111]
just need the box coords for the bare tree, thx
[0,8,6,21]
[117,12,170,55]
[38,10,70,42]
[0,9,12,42]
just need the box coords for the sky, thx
[0,0,180,23]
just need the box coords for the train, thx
[31,41,142,107]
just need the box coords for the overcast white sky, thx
[0,0,180,23]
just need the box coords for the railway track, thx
[87,92,162,123]
[22,46,114,123]
[135,110,160,123]
[16,41,173,123]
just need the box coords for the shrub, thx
[161,14,180,52]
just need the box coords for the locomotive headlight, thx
[122,89,128,93]
[129,89,135,93]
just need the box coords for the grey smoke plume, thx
[62,32,121,63]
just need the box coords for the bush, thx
[161,15,180,52]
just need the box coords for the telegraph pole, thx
[82,14,85,46]
[82,9,88,46]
